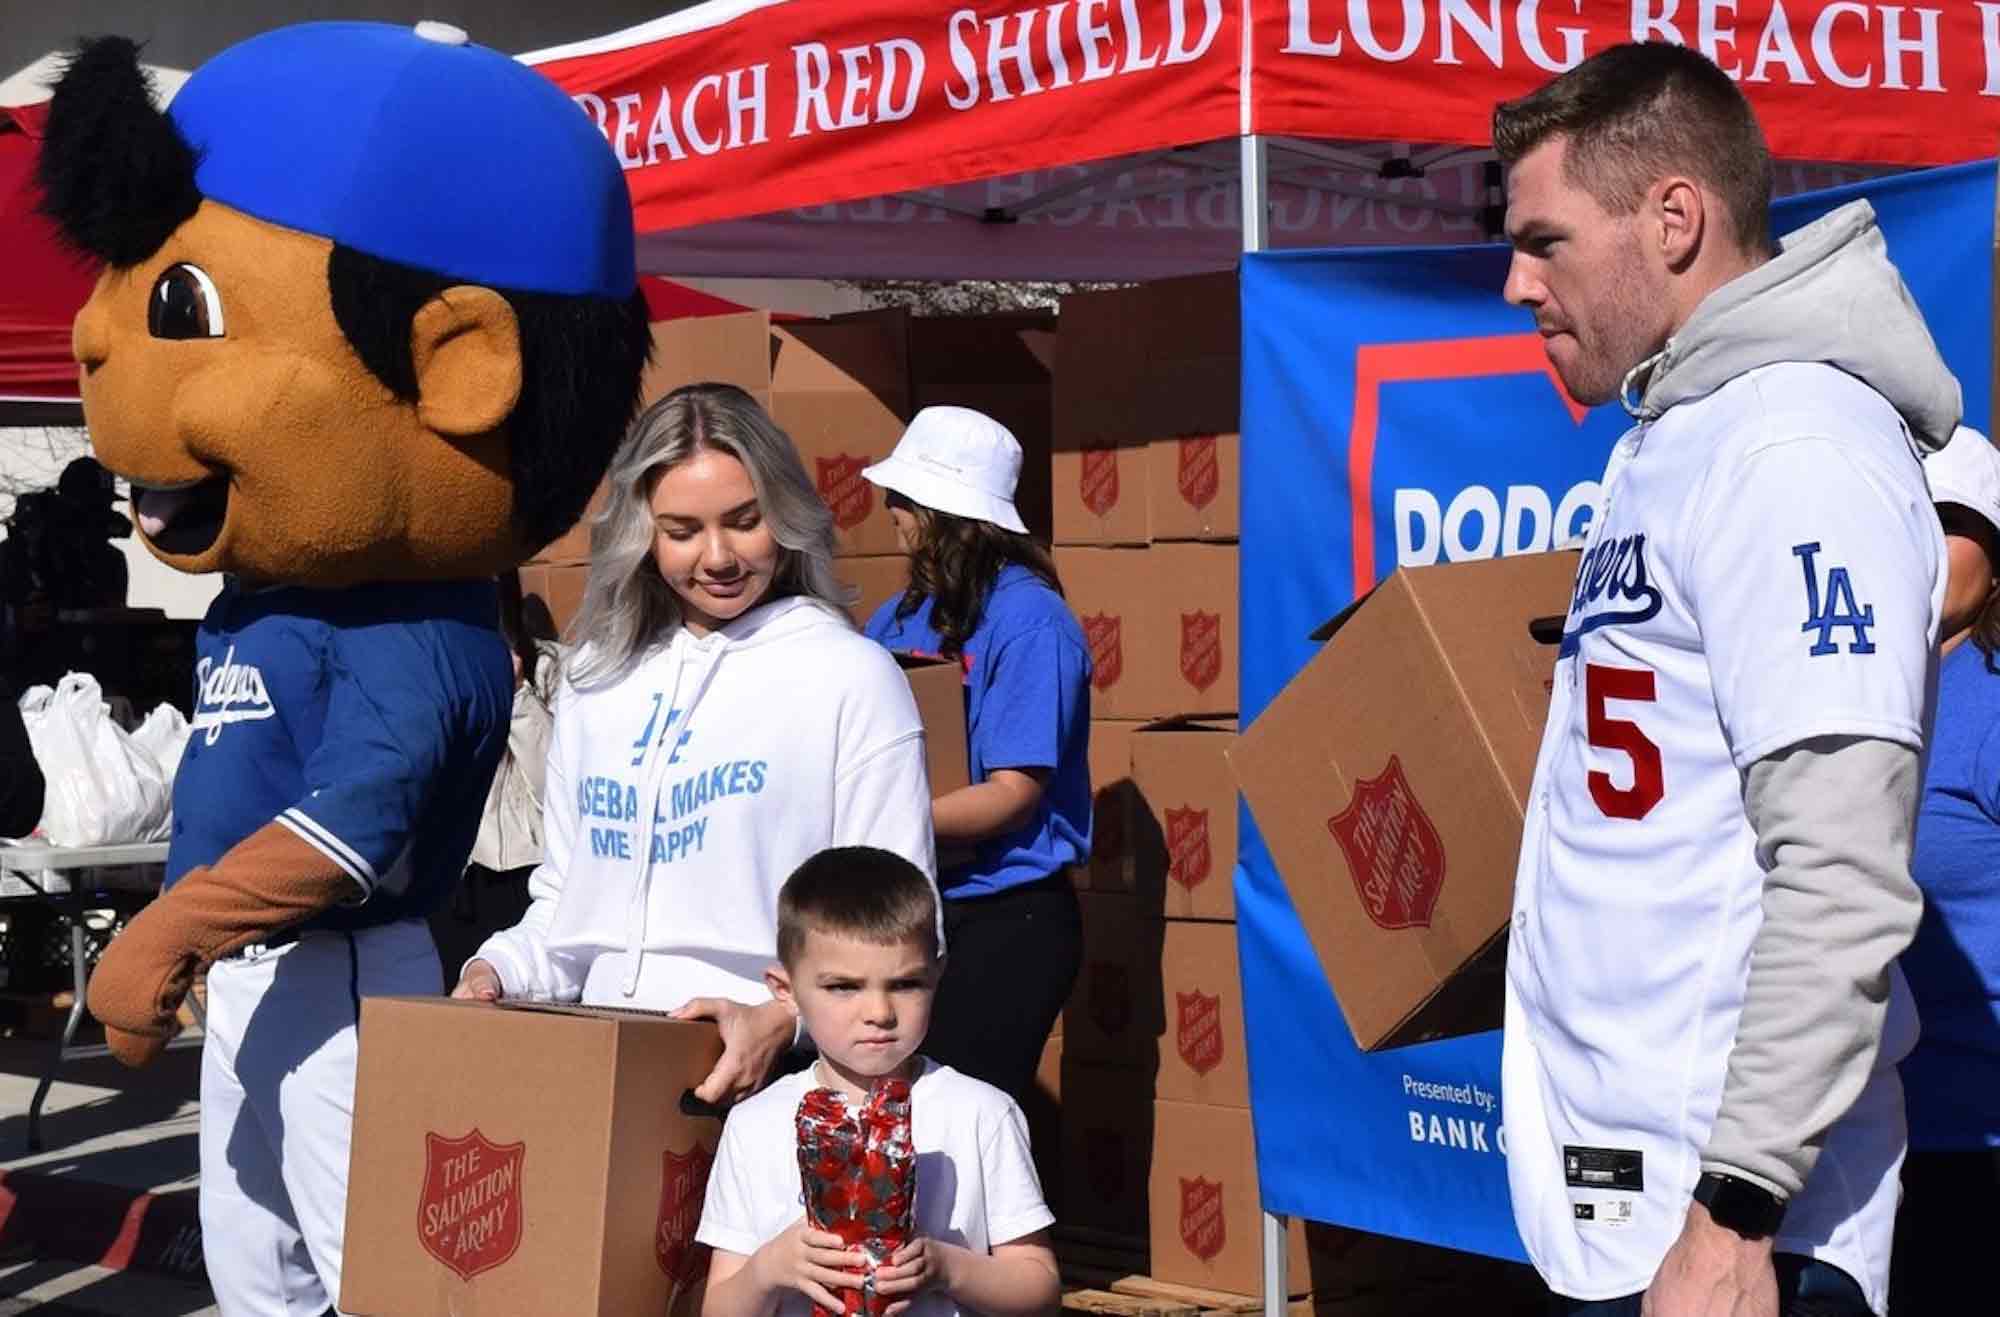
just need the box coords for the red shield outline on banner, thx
[1088,961,1131,1038]
[1165,806,1211,891]
[1179,1176,1226,1262]
[657,1142,715,1286]
[418,1129,525,1282]
[815,454,874,530]
[1180,611,1221,693]
[1326,755,1446,931]
[1083,614,1122,691]
[1177,435,1219,511]
[1080,444,1120,516]
[1176,990,1223,1077]
[1085,1128,1125,1202]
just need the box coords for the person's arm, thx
[703,1226,864,1317]
[0,678,45,837]
[932,623,1088,846]
[876,1232,1060,1317]
[932,768,1048,843]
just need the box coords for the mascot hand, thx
[89,821,362,1068]
[87,904,193,1067]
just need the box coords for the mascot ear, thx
[38,36,201,266]
[409,288,523,438]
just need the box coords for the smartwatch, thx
[1693,1171,1787,1240]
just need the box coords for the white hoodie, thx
[475,595,937,1007]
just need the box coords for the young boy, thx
[698,846,1061,1317]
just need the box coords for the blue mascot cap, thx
[168,20,636,299]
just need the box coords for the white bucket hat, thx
[862,406,1028,534]
[1927,425,2000,539]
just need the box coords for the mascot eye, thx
[147,263,226,340]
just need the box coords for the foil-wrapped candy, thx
[796,1078,916,1317]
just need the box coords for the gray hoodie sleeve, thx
[1701,735,1925,1198]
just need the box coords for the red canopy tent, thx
[521,0,1994,281]
[0,102,95,410]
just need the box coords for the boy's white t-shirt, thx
[697,1059,1054,1317]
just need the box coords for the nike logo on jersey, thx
[1793,542,1876,655]
[191,644,276,745]
[1558,533,1663,658]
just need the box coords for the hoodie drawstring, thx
[1620,349,1665,420]
[619,636,729,997]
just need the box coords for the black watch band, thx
[1693,1171,1787,1239]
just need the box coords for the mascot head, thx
[37,21,651,586]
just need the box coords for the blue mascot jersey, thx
[167,577,513,932]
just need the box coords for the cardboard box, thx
[1148,432,1240,542]
[1131,720,1238,920]
[1059,543,1238,721]
[1053,284,1150,546]
[897,654,970,797]
[1086,720,1139,893]
[519,563,589,638]
[1227,553,1574,1051]
[1157,920,1248,1107]
[1062,892,1163,1068]
[1149,1102,1375,1298]
[839,553,912,628]
[341,997,725,1317]
[1059,1061,1157,1238]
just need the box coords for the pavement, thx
[0,1026,216,1314]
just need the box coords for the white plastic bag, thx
[19,674,174,845]
[129,703,192,790]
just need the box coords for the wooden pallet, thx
[1061,1275,1269,1317]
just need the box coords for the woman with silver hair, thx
[453,383,938,1105]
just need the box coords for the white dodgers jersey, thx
[1502,362,1943,1310]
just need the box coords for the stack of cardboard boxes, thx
[519,308,1056,636]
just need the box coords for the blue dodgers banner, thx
[1235,160,1994,1259]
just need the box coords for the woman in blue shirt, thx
[1892,426,2000,1315]
[860,406,1091,1104]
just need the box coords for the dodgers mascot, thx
[38,21,649,1312]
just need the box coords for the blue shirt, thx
[170,578,512,932]
[1903,639,2000,1149]
[866,564,1092,898]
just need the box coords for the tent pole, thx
[1241,125,1284,1317]
[1240,133,1269,253]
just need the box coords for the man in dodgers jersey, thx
[1494,45,1957,1317]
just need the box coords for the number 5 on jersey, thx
[1585,664,1664,820]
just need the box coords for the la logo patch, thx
[1793,541,1876,655]
[1080,443,1120,516]
[1180,611,1222,693]
[418,1129,525,1282]
[1165,806,1211,891]
[815,455,874,531]
[1083,614,1123,691]
[1179,1177,1226,1262]
[1177,435,1219,511]
[1327,755,1445,931]
[1176,990,1223,1076]
[656,1142,715,1288]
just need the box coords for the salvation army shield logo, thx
[418,1129,525,1282]
[815,455,874,530]
[1080,443,1120,516]
[1177,435,1219,511]
[1176,990,1223,1077]
[656,1143,715,1287]
[1326,755,1446,931]
[1165,806,1211,891]
[1083,614,1123,691]
[1180,611,1222,693]
[1088,961,1132,1037]
[1179,1176,1226,1262]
